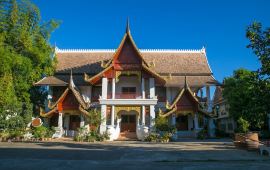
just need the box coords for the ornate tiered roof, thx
[40,72,90,117]
[35,21,219,89]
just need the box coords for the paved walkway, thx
[0,139,269,169]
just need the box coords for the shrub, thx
[144,133,160,142]
[0,130,10,139]
[160,132,173,143]
[74,128,110,142]
[236,117,250,133]
[155,116,177,134]
[32,126,48,139]
[10,129,24,139]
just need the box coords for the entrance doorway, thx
[176,115,188,131]
[69,115,80,130]
[120,114,136,132]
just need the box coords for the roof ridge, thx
[55,47,206,54]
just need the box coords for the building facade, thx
[213,86,236,134]
[35,23,218,140]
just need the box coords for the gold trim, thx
[115,70,141,82]
[115,106,141,114]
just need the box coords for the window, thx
[122,87,136,93]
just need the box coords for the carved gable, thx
[176,91,198,112]
[113,36,142,70]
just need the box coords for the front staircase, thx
[117,132,137,141]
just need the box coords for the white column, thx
[112,78,115,99]
[80,114,85,127]
[149,78,155,99]
[111,105,115,126]
[171,114,176,126]
[58,112,63,129]
[150,105,155,130]
[100,105,107,133]
[141,78,145,99]
[102,78,108,99]
[142,105,145,125]
[194,113,199,130]
[206,86,211,111]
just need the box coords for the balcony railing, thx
[108,93,143,99]
[91,93,155,100]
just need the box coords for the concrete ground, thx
[0,139,269,170]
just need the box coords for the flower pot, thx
[246,132,259,142]
[234,133,246,142]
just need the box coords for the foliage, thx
[223,22,270,132]
[223,69,267,130]
[0,129,11,139]
[236,117,250,133]
[144,133,160,142]
[74,127,109,142]
[85,109,104,132]
[32,125,53,139]
[155,116,176,133]
[160,132,173,143]
[246,22,270,76]
[144,132,173,143]
[0,0,59,131]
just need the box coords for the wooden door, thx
[176,115,188,131]
[69,115,80,130]
[121,115,136,132]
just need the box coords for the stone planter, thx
[234,133,246,143]
[246,132,259,141]
[234,132,259,149]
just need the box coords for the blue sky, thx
[33,0,270,82]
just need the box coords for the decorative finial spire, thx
[126,17,130,33]
[69,69,75,88]
[201,46,206,54]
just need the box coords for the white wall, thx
[113,76,141,94]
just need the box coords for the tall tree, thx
[223,69,266,130]
[223,22,270,131]
[0,0,59,130]
[246,22,270,77]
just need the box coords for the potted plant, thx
[234,117,249,140]
[234,117,259,149]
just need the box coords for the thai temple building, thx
[35,21,219,140]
